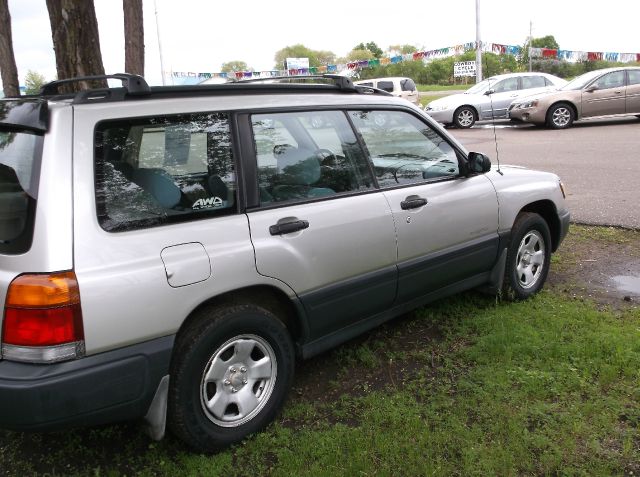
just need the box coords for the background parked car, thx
[424,72,567,128]
[508,67,640,129]
[354,77,420,106]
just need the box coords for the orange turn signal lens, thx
[6,271,80,308]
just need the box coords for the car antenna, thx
[485,70,503,176]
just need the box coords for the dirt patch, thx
[547,225,640,309]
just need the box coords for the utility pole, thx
[154,0,166,85]
[475,0,483,82]
[529,20,533,72]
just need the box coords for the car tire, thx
[546,103,574,129]
[503,212,552,300]
[168,304,294,452]
[453,106,476,128]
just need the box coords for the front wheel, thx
[453,106,476,128]
[546,103,574,129]
[168,304,294,452]
[503,212,552,300]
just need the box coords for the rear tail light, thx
[2,271,85,363]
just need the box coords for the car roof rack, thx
[34,73,390,104]
[236,74,355,89]
[40,73,150,96]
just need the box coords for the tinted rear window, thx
[0,129,42,253]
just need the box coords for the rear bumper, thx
[0,335,174,431]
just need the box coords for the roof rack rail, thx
[39,73,151,96]
[236,74,357,91]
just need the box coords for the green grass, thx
[2,289,638,476]
[419,94,442,107]
[569,224,640,245]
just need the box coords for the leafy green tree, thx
[520,35,560,69]
[24,70,47,94]
[221,61,249,73]
[387,44,417,56]
[354,41,383,59]
[338,48,375,64]
[531,35,560,49]
[273,44,336,69]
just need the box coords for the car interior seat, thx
[271,145,335,201]
[130,168,183,209]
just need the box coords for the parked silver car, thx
[0,74,569,452]
[425,72,567,128]
[508,67,640,128]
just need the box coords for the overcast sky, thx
[4,0,640,87]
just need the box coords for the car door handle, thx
[400,195,428,210]
[269,218,309,236]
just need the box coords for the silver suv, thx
[0,74,570,452]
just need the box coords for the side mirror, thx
[467,152,491,174]
[484,89,495,95]
[585,84,598,93]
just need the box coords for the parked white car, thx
[354,77,420,106]
[425,72,568,128]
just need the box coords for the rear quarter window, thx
[94,112,237,232]
[377,81,395,93]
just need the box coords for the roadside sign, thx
[285,58,310,71]
[454,61,477,77]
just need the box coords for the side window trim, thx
[235,112,260,209]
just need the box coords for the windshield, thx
[0,129,42,253]
[561,70,606,91]
[466,79,490,94]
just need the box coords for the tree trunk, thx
[123,0,144,76]
[46,0,106,93]
[0,0,20,97]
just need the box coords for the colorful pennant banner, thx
[166,40,640,82]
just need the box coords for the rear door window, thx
[251,110,374,204]
[0,129,42,253]
[521,76,547,89]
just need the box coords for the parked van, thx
[354,77,420,105]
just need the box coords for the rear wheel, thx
[453,106,476,128]
[546,103,574,129]
[168,304,294,452]
[503,212,552,300]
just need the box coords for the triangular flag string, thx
[167,40,640,82]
